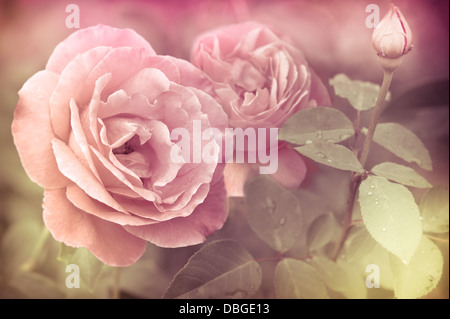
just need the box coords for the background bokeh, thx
[0,0,448,298]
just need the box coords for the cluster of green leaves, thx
[160,74,447,299]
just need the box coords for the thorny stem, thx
[331,70,395,261]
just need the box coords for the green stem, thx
[111,267,121,299]
[330,71,394,261]
[21,227,50,273]
[359,71,394,168]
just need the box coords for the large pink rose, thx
[11,25,229,267]
[191,22,331,196]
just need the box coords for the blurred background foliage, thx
[0,0,448,298]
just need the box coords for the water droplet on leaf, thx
[279,217,286,225]
[305,140,313,145]
[316,152,326,159]
[367,191,374,196]
[316,131,323,140]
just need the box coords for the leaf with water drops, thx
[274,258,329,299]
[163,240,262,299]
[329,73,391,111]
[359,176,422,263]
[371,162,432,188]
[390,236,443,299]
[362,123,432,171]
[306,212,338,251]
[279,106,354,145]
[245,175,303,253]
[420,186,449,233]
[295,143,364,173]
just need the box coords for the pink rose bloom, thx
[11,25,229,267]
[191,22,330,196]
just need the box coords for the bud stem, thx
[359,70,394,168]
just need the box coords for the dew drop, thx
[401,259,408,265]
[279,217,286,225]
[375,200,379,205]
[324,138,336,143]
[266,197,276,214]
[316,131,323,140]
[327,159,333,163]
[370,185,376,189]
[367,191,374,196]
[419,216,424,221]
[316,152,326,159]
[305,140,313,145]
[382,227,387,232]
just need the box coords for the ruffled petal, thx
[11,70,68,189]
[124,175,228,247]
[46,24,155,74]
[43,188,147,267]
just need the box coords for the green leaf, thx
[163,240,262,299]
[245,176,303,253]
[295,143,364,173]
[349,242,395,291]
[57,243,106,292]
[274,258,329,299]
[362,123,432,171]
[359,176,422,263]
[371,162,432,188]
[329,73,391,111]
[279,106,354,145]
[420,186,449,233]
[335,260,368,299]
[306,212,338,251]
[390,236,443,299]
[345,227,377,262]
[310,256,349,293]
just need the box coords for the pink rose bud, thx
[372,4,412,71]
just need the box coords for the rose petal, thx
[124,176,228,247]
[270,144,307,189]
[43,188,147,267]
[50,47,112,141]
[51,138,126,212]
[121,68,170,102]
[11,70,68,189]
[224,162,258,197]
[66,184,154,226]
[46,24,155,74]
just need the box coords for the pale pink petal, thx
[124,177,228,247]
[224,162,258,197]
[98,90,164,120]
[51,138,125,213]
[43,188,147,267]
[65,184,155,226]
[11,70,68,189]
[121,68,170,102]
[50,47,112,141]
[270,144,307,189]
[46,24,155,74]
